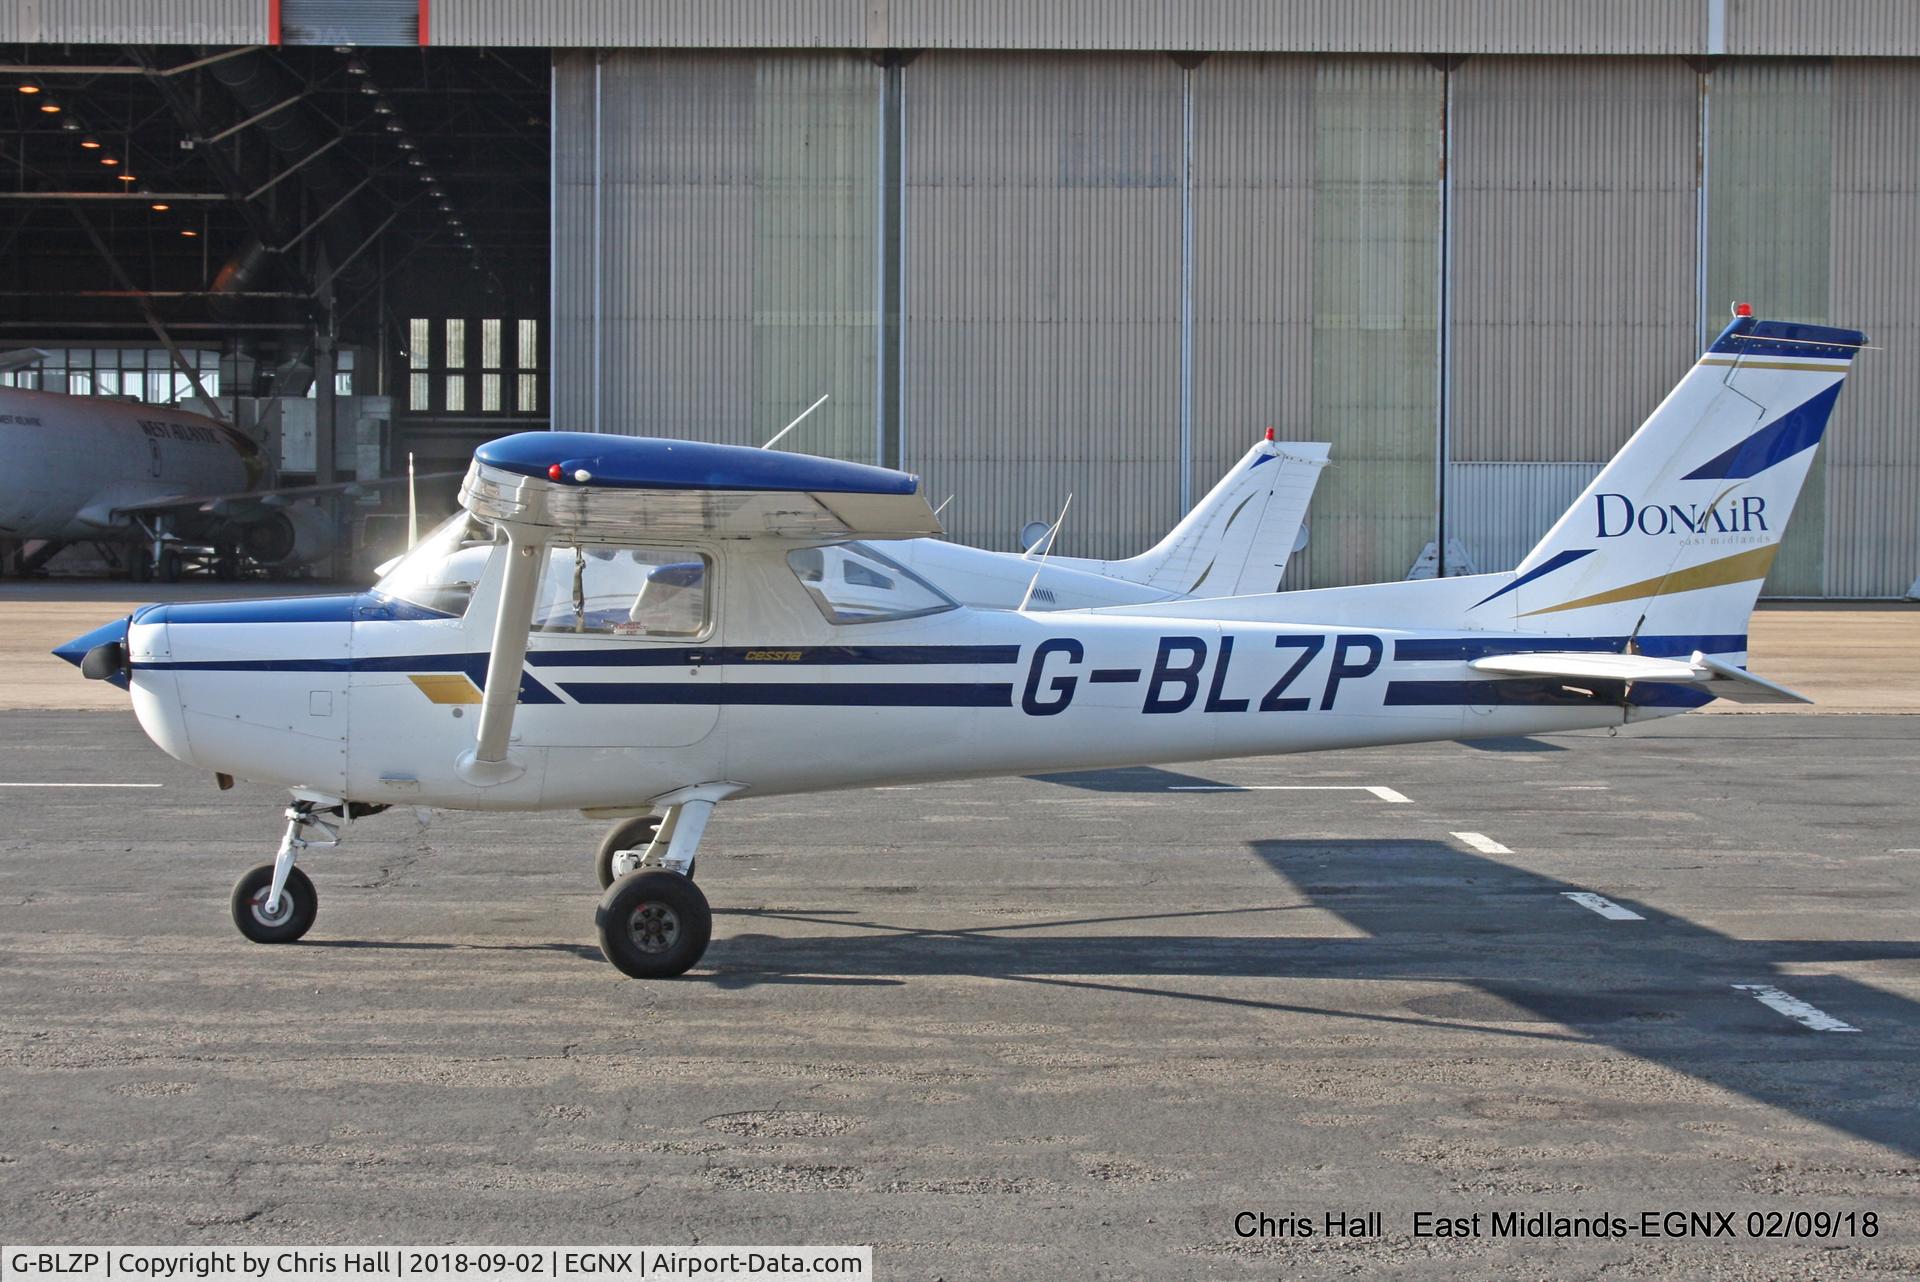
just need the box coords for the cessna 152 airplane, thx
[56,312,1862,979]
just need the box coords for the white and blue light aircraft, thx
[57,313,1864,979]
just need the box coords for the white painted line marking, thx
[1451,831,1511,854]
[1732,984,1861,1033]
[0,782,162,788]
[1167,784,1412,803]
[1561,891,1644,921]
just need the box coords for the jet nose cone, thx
[53,616,133,687]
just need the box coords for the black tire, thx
[594,814,663,889]
[156,549,182,583]
[230,863,318,944]
[596,871,711,979]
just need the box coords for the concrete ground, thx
[3,708,1919,1278]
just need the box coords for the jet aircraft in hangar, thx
[56,313,1862,980]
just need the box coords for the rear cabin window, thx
[788,542,956,625]
[534,545,711,638]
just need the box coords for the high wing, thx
[460,431,942,542]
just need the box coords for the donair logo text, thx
[1594,492,1768,539]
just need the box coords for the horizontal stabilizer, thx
[1468,650,1811,704]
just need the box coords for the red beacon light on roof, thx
[1264,427,1276,442]
[547,463,564,481]
[1733,302,1754,317]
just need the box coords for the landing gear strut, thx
[594,794,721,978]
[230,800,338,944]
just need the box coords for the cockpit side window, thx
[533,544,712,638]
[372,512,494,618]
[787,542,956,625]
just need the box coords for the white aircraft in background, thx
[0,352,420,580]
[57,312,1860,980]
[892,432,1328,612]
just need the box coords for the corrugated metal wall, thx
[1827,60,1920,598]
[2,0,267,44]
[1451,461,1604,574]
[1727,1,1920,58]
[429,1,1901,56]
[1705,60,1832,594]
[1449,58,1700,469]
[1306,56,1443,587]
[900,53,1184,561]
[549,52,880,460]
[1188,56,1314,570]
[549,48,1920,594]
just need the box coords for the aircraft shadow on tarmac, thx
[700,838,1920,1158]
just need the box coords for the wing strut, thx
[457,525,546,785]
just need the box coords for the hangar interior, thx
[3,1,1918,596]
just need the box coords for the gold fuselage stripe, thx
[408,673,483,704]
[1519,545,1780,618]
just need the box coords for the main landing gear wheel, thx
[596,871,711,979]
[595,814,663,889]
[230,863,318,944]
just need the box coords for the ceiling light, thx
[118,173,136,182]
[437,201,450,212]
[374,101,393,115]
[79,135,101,149]
[101,155,120,166]
[60,120,78,132]
[17,82,40,95]
[408,156,422,168]
[180,228,198,238]
[416,172,433,184]
[360,82,379,96]
[347,60,368,76]
[384,122,401,134]
[397,140,415,151]
[39,101,60,114]
[150,202,170,212]
[429,186,442,197]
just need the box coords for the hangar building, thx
[4,2,1918,595]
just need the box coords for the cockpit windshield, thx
[372,512,496,617]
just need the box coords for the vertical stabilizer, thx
[1052,436,1331,596]
[1476,315,1866,640]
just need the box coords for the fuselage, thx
[117,536,1708,813]
[0,386,259,540]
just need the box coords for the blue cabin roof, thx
[475,431,919,496]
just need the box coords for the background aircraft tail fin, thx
[1477,315,1867,642]
[1054,436,1330,596]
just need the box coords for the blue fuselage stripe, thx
[560,682,1013,708]
[1392,634,1746,663]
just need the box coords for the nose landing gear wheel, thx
[230,863,318,943]
[596,871,711,979]
[595,814,663,889]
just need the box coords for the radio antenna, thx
[1018,493,1073,612]
[762,393,830,450]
